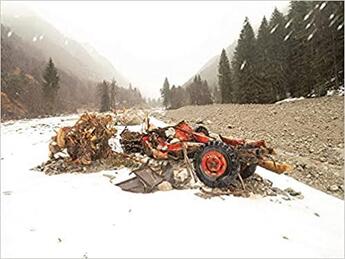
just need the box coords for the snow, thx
[1,115,344,258]
[39,35,44,41]
[284,31,293,41]
[275,97,305,104]
[337,23,343,31]
[307,30,316,41]
[240,60,246,70]
[329,13,335,20]
[285,19,293,29]
[64,39,69,45]
[319,2,327,11]
[303,10,313,21]
[327,86,344,96]
[305,23,312,30]
[7,31,12,38]
[329,19,337,27]
[32,36,37,42]
[270,24,279,34]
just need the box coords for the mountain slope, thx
[1,24,98,118]
[2,14,129,86]
[183,41,237,89]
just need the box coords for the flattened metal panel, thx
[116,177,146,193]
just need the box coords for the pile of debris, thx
[35,113,135,175]
[34,112,300,199]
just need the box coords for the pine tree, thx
[309,1,344,95]
[232,17,257,104]
[286,1,315,97]
[109,79,117,110]
[42,57,60,114]
[212,85,221,103]
[98,80,110,112]
[170,85,177,109]
[187,76,198,105]
[267,8,289,101]
[160,77,170,109]
[255,16,272,103]
[200,80,213,105]
[218,49,233,103]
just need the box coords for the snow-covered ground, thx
[1,115,344,258]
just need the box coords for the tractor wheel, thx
[194,141,240,188]
[240,164,257,179]
[194,125,209,136]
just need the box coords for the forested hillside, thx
[1,20,145,120]
[1,14,129,85]
[162,1,344,108]
[1,25,98,119]
[223,1,344,104]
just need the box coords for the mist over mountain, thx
[182,41,237,89]
[2,12,129,86]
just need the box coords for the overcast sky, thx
[2,1,289,98]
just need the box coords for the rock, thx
[157,181,173,191]
[329,185,339,192]
[195,118,204,124]
[266,189,277,196]
[282,196,291,201]
[319,156,326,162]
[296,194,304,199]
[284,187,301,196]
[173,168,190,184]
[263,179,273,187]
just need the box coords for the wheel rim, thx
[200,150,228,178]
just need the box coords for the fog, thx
[2,1,289,98]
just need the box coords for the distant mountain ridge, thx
[1,23,98,119]
[182,41,237,89]
[2,14,129,87]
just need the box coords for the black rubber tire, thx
[240,164,257,179]
[194,140,240,188]
[194,125,210,136]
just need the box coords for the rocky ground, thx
[159,96,344,199]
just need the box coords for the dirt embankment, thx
[161,96,344,199]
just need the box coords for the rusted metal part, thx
[116,161,166,193]
[116,177,146,193]
[133,164,164,188]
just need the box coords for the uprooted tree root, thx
[34,112,139,175]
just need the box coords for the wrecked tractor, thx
[120,121,289,188]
